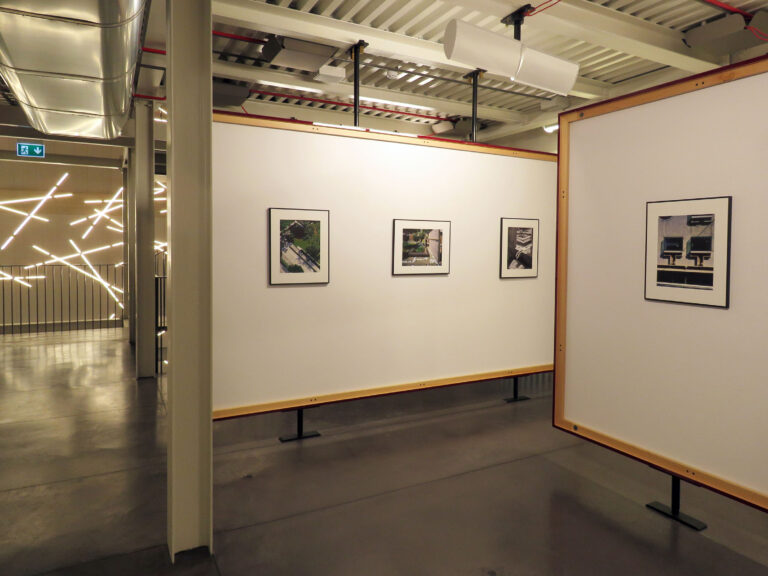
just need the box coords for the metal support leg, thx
[352,40,368,127]
[505,376,530,403]
[279,408,321,443]
[464,69,481,142]
[647,476,707,531]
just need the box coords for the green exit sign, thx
[17,142,45,158]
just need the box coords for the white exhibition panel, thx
[212,122,556,411]
[565,71,768,497]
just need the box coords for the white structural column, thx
[166,0,213,560]
[134,100,156,377]
[126,150,137,345]
[122,167,131,336]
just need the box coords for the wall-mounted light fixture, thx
[443,18,579,96]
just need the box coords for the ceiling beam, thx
[478,66,696,143]
[236,100,434,134]
[441,0,721,74]
[211,59,527,125]
[210,0,608,98]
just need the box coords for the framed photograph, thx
[500,218,539,278]
[269,208,329,285]
[393,219,451,275]
[645,196,731,308]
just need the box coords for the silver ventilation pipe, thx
[0,1,147,139]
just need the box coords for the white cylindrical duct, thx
[514,45,580,96]
[443,19,522,78]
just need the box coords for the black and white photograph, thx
[269,208,329,285]
[393,219,451,275]
[500,218,539,278]
[645,197,731,307]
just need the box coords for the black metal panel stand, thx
[464,69,482,142]
[504,376,530,403]
[352,40,368,127]
[647,476,707,531]
[279,408,321,443]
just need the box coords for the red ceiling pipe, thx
[212,30,268,44]
[142,30,265,56]
[250,89,447,121]
[698,0,753,18]
[134,93,166,100]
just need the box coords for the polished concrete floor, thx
[1,329,767,575]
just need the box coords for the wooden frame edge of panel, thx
[213,364,554,420]
[212,112,557,163]
[554,54,768,513]
[553,419,768,512]
[560,55,768,126]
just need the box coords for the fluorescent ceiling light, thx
[259,80,324,94]
[313,122,366,131]
[543,123,560,133]
[352,96,435,112]
[367,128,419,138]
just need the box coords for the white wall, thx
[564,70,768,500]
[212,122,557,412]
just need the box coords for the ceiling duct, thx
[685,11,768,54]
[212,81,250,108]
[0,1,146,139]
[261,36,336,73]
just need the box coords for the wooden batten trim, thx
[213,364,554,420]
[561,55,768,126]
[554,419,768,512]
[212,112,557,163]
[554,55,768,512]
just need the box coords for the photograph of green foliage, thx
[393,219,450,275]
[269,208,329,285]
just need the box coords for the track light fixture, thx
[443,8,579,96]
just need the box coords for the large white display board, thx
[556,59,768,510]
[212,117,556,416]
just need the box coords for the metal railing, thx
[0,264,125,334]
[155,250,167,373]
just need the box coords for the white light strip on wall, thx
[0,269,31,287]
[70,206,122,227]
[106,226,123,233]
[160,209,168,214]
[154,118,168,123]
[1,173,68,251]
[0,205,49,221]
[40,243,112,265]
[56,173,69,187]
[158,106,167,115]
[54,193,73,199]
[34,245,123,304]
[82,187,122,239]
[154,197,167,202]
[69,239,123,307]
[115,261,124,268]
